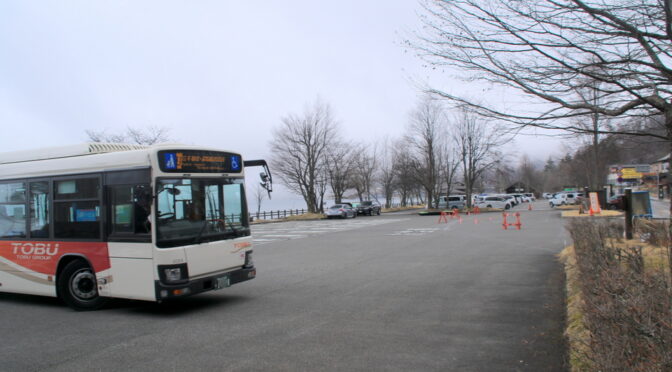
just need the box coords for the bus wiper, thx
[193,221,210,244]
[224,218,241,236]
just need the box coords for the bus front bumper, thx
[155,266,256,300]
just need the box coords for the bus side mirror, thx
[244,159,273,199]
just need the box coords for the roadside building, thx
[505,182,537,196]
[650,154,670,199]
[606,164,651,195]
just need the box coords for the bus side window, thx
[133,185,150,234]
[111,185,133,234]
[54,178,101,239]
[0,182,27,238]
[110,184,150,235]
[29,181,49,238]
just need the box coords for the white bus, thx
[0,143,271,310]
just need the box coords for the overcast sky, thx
[0,1,564,208]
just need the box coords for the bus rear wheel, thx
[57,260,108,311]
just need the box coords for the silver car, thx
[325,204,357,219]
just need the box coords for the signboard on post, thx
[620,168,643,179]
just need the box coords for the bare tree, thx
[86,125,171,145]
[392,145,418,207]
[377,138,398,209]
[253,184,266,217]
[270,99,338,213]
[515,155,543,194]
[487,158,515,194]
[453,109,506,208]
[437,143,460,202]
[351,145,378,201]
[414,0,672,211]
[405,96,447,208]
[316,166,330,213]
[325,141,358,204]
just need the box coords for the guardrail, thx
[252,209,308,221]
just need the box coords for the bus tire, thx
[57,259,108,311]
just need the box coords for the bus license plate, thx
[215,275,230,290]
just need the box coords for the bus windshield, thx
[156,178,249,248]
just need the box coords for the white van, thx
[549,193,568,207]
[438,195,466,209]
[550,192,583,207]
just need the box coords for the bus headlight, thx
[165,268,182,282]
[244,250,254,268]
[158,263,189,284]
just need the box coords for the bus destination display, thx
[158,150,242,173]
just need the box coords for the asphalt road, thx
[0,202,567,371]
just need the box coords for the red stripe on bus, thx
[0,241,110,275]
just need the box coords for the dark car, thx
[607,194,625,210]
[353,201,381,216]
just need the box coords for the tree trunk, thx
[667,121,672,283]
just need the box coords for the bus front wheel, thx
[57,259,108,311]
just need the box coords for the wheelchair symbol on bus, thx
[231,155,240,171]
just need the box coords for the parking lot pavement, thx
[251,217,409,245]
[0,208,568,371]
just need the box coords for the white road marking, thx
[257,234,306,238]
[387,227,440,236]
[251,218,408,245]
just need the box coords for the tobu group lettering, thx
[11,242,59,256]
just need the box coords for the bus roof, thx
[0,143,243,181]
[0,143,148,165]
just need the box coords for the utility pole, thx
[625,188,633,240]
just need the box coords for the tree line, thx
[413,0,672,213]
[268,97,510,213]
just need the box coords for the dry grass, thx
[561,210,623,218]
[559,244,593,372]
[382,205,424,213]
[561,219,672,371]
[251,212,325,224]
[556,205,581,210]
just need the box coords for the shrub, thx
[565,219,672,371]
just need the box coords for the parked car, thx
[542,192,553,199]
[325,204,357,219]
[475,196,511,210]
[549,193,568,207]
[501,194,517,206]
[438,195,467,210]
[353,200,381,216]
[565,192,582,204]
[607,194,625,210]
[512,193,531,203]
[473,194,487,204]
[524,193,536,201]
[506,194,521,205]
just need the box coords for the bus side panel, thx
[100,242,156,301]
[105,257,156,301]
[107,242,153,259]
[0,268,56,297]
[0,240,110,298]
[183,238,249,278]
